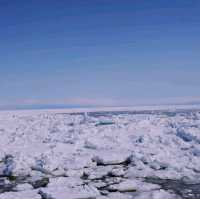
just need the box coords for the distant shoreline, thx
[1,104,200,115]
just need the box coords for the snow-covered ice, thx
[0,106,200,198]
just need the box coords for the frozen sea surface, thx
[0,106,200,198]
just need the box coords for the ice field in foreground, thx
[0,106,200,199]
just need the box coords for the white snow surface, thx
[0,105,200,198]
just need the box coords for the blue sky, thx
[0,0,200,109]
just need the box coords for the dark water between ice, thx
[145,178,200,199]
[59,109,200,198]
